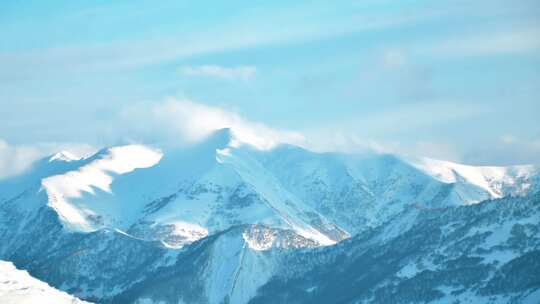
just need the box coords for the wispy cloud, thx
[2,95,538,176]
[419,27,540,57]
[118,98,305,150]
[120,98,485,163]
[0,7,434,82]
[462,135,540,165]
[179,65,256,81]
[343,100,487,135]
[382,49,407,67]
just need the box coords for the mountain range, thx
[0,128,538,303]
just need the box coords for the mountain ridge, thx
[0,128,539,303]
[2,129,538,246]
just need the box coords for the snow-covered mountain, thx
[114,192,540,304]
[0,260,91,304]
[0,128,538,303]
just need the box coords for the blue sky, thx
[1,0,539,174]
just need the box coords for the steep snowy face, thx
[0,261,91,304]
[111,225,299,304]
[41,144,163,232]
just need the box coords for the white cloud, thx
[179,65,256,81]
[116,98,515,165]
[461,135,540,165]
[118,98,305,150]
[419,28,540,57]
[117,98,415,158]
[0,140,43,179]
[382,49,406,67]
[500,135,518,144]
[0,7,433,82]
[333,100,487,135]
[302,129,463,162]
[0,140,95,179]
[300,131,388,154]
[1,96,537,175]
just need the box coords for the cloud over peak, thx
[119,98,305,150]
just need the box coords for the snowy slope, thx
[42,144,163,232]
[249,145,538,233]
[109,193,540,304]
[110,225,310,304]
[1,128,538,248]
[0,260,91,304]
[2,129,347,247]
[405,156,536,202]
[248,193,540,304]
[0,128,539,303]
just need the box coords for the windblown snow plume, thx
[119,98,306,150]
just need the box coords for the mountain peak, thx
[203,127,263,150]
[48,151,79,162]
[206,128,235,149]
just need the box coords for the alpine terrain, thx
[0,129,538,303]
